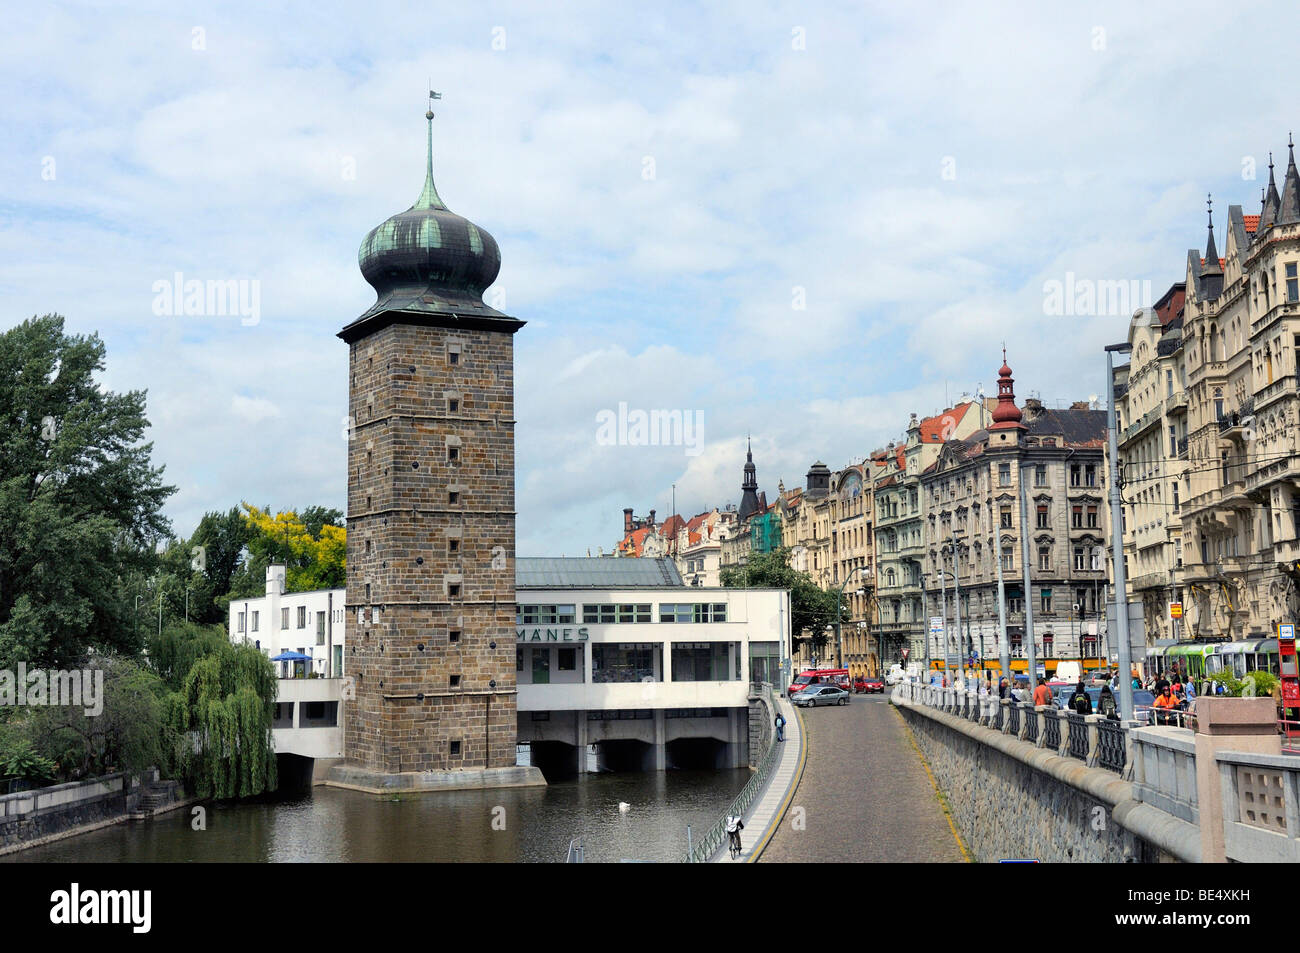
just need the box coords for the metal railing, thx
[993,700,1004,731]
[1043,709,1061,749]
[1009,702,1021,735]
[1097,718,1127,772]
[685,682,781,863]
[1066,713,1089,760]
[1024,707,1039,743]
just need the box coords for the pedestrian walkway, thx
[709,692,804,863]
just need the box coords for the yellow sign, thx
[1170,602,1183,619]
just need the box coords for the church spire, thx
[738,436,761,521]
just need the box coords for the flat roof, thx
[517,557,683,588]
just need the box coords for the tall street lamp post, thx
[1106,341,1135,721]
[834,565,869,672]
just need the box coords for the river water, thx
[6,767,749,864]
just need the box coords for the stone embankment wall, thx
[897,701,1190,863]
[0,774,127,851]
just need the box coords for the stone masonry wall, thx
[346,322,518,773]
[897,704,1170,863]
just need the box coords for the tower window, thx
[448,398,459,413]
[450,741,461,756]
[450,674,461,688]
[449,538,459,554]
[448,446,459,462]
[449,491,459,504]
[449,629,461,644]
[448,583,461,598]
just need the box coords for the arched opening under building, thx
[665,737,728,770]
[595,739,653,773]
[526,741,581,780]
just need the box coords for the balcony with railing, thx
[1165,391,1188,415]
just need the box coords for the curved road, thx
[760,694,967,863]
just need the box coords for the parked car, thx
[792,685,850,707]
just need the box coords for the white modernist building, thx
[514,557,790,774]
[228,565,346,678]
[228,558,791,775]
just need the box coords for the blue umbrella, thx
[270,651,312,662]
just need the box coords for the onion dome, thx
[341,96,520,343]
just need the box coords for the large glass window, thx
[671,642,732,681]
[659,603,727,623]
[583,604,616,624]
[592,643,658,682]
[749,641,780,684]
[518,604,577,624]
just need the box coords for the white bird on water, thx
[618,802,630,813]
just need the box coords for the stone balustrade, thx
[1216,750,1300,863]
[890,678,1299,863]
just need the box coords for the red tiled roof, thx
[660,514,685,538]
[1244,215,1259,233]
[919,402,976,444]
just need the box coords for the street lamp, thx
[833,565,869,673]
[1106,340,1136,721]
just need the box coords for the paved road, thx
[760,694,967,863]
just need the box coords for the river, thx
[5,767,749,863]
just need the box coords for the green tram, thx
[1148,638,1280,681]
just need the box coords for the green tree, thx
[146,619,228,692]
[721,547,847,657]
[161,641,278,799]
[22,655,166,780]
[0,315,174,668]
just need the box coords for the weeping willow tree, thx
[162,642,278,798]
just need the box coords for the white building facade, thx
[227,565,346,678]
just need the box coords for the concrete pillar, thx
[1035,706,1050,749]
[576,710,588,775]
[1193,696,1281,864]
[1083,714,1102,767]
[1000,698,1012,735]
[653,709,666,771]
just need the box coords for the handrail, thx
[685,682,782,863]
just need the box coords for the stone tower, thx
[336,98,527,781]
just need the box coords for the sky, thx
[2,0,1295,556]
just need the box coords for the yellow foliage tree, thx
[241,504,346,592]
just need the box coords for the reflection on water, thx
[5,768,749,864]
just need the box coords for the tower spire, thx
[416,89,447,211]
[1203,193,1221,274]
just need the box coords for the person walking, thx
[1032,677,1053,708]
[774,711,786,743]
[1069,680,1093,714]
[1098,683,1118,719]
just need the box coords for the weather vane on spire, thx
[427,86,441,120]
[1207,192,1213,227]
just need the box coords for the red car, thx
[855,676,885,694]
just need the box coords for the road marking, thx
[750,700,808,863]
[892,703,972,863]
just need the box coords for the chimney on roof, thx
[649,509,656,526]
[624,508,634,534]
[1070,400,1090,410]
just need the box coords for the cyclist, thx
[725,815,744,858]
